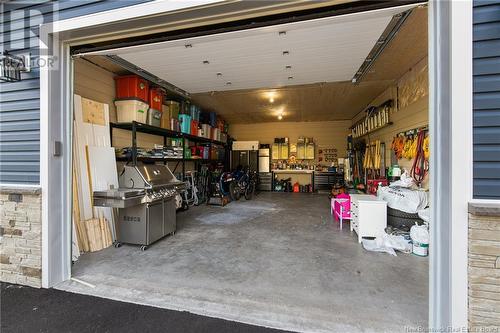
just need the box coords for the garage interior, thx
[59,3,430,333]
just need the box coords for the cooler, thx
[115,75,149,102]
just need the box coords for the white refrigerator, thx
[258,148,270,172]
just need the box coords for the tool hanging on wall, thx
[363,140,382,172]
[410,129,429,186]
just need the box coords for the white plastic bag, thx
[362,234,412,256]
[377,186,429,213]
[417,208,430,223]
[362,237,397,256]
[388,170,416,189]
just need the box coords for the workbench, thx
[272,169,314,190]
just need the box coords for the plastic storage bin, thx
[149,87,163,111]
[179,114,191,134]
[209,112,217,127]
[160,114,170,129]
[163,101,180,119]
[170,118,180,132]
[115,75,149,102]
[147,108,162,127]
[191,120,199,136]
[115,99,149,123]
[190,105,200,121]
[201,124,211,138]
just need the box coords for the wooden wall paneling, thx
[351,57,429,188]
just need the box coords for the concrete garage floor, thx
[58,192,428,333]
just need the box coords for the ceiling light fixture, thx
[226,81,232,85]
[282,51,290,56]
[217,72,222,77]
[288,76,294,80]
[285,65,292,70]
[279,31,286,36]
[270,97,274,103]
[278,113,283,120]
[184,44,193,48]
[203,60,210,64]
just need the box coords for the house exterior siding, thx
[468,2,500,328]
[0,0,151,185]
[473,0,500,199]
[0,0,150,287]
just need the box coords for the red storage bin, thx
[191,120,199,137]
[149,87,163,111]
[115,75,149,102]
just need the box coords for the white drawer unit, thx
[350,194,387,243]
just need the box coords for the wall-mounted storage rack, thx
[110,121,227,178]
[350,99,394,139]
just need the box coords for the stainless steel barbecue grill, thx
[94,164,186,250]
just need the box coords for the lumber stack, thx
[73,168,113,252]
[82,217,113,252]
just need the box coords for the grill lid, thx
[119,165,180,189]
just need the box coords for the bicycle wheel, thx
[229,182,240,201]
[245,181,255,200]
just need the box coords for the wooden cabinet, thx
[350,194,387,243]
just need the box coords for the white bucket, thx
[412,241,428,257]
[410,223,429,257]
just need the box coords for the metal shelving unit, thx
[110,121,227,178]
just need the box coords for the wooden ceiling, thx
[191,80,394,123]
[191,6,428,123]
[82,6,428,124]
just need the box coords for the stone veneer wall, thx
[0,186,42,287]
[468,204,500,329]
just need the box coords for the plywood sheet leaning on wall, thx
[73,94,115,255]
[87,146,119,241]
[74,95,111,221]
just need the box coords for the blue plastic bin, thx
[179,114,191,134]
[190,105,200,121]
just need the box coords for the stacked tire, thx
[387,207,424,231]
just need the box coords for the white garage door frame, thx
[39,0,472,329]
